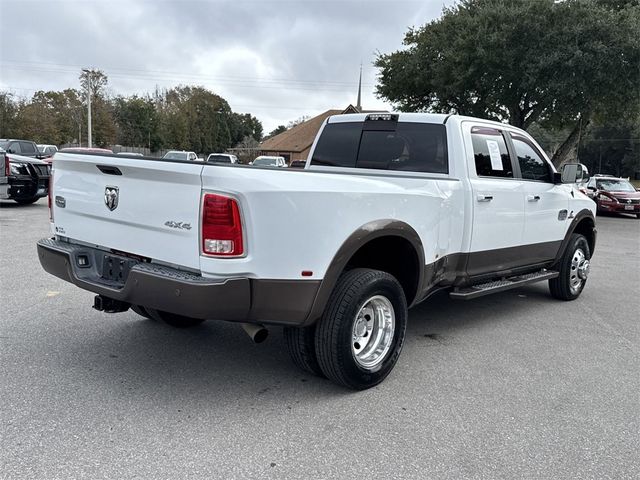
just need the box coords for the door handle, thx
[477,194,493,202]
[527,195,541,202]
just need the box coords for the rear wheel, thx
[549,233,591,301]
[314,269,407,390]
[146,308,206,328]
[284,325,324,377]
[131,305,153,319]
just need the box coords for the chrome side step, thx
[450,270,559,300]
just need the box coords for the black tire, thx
[283,325,324,377]
[146,308,206,328]
[14,197,39,205]
[131,305,153,319]
[549,233,591,301]
[314,268,407,390]
[635,213,640,219]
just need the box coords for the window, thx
[511,134,551,182]
[20,142,37,154]
[471,127,512,178]
[310,122,361,168]
[311,122,448,174]
[596,179,635,192]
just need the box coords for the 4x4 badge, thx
[104,186,119,211]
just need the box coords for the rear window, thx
[208,155,231,163]
[163,152,187,160]
[311,121,448,174]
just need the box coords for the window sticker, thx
[486,140,503,171]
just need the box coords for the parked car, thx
[289,160,307,168]
[1,147,51,204]
[38,112,596,389]
[0,139,46,159]
[251,155,287,167]
[37,143,58,157]
[206,153,238,164]
[583,175,640,218]
[162,150,198,161]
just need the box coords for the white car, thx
[116,152,144,157]
[162,150,198,161]
[38,113,596,389]
[251,155,286,167]
[37,144,58,157]
[206,153,238,164]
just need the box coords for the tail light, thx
[201,193,244,256]
[4,154,9,176]
[48,169,54,221]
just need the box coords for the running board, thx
[450,270,559,300]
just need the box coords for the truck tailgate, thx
[52,154,203,270]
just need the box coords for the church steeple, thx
[356,64,362,112]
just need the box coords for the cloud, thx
[0,0,452,131]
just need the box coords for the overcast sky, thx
[0,0,454,132]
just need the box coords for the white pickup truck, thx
[37,113,596,389]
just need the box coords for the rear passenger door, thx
[508,132,569,256]
[466,125,526,276]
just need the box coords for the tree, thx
[375,0,640,165]
[79,69,108,99]
[286,115,310,129]
[156,85,235,153]
[0,92,20,138]
[113,95,159,149]
[267,125,287,138]
[78,69,115,147]
[229,112,263,144]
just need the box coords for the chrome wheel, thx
[569,248,589,295]
[351,295,395,370]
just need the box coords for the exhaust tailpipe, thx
[241,323,269,344]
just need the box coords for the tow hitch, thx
[93,295,130,313]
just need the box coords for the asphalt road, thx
[1,199,639,480]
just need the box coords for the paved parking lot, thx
[1,199,639,479]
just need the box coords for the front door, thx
[508,132,569,263]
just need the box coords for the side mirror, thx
[587,186,596,191]
[558,163,589,184]
[6,149,14,154]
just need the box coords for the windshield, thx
[253,157,278,166]
[596,179,636,192]
[0,141,9,149]
[163,151,187,160]
[208,155,231,163]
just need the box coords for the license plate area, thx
[624,205,634,211]
[100,254,138,284]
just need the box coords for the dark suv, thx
[1,145,51,205]
[0,139,44,159]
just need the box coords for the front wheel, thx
[146,308,206,328]
[549,233,591,301]
[314,269,407,390]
